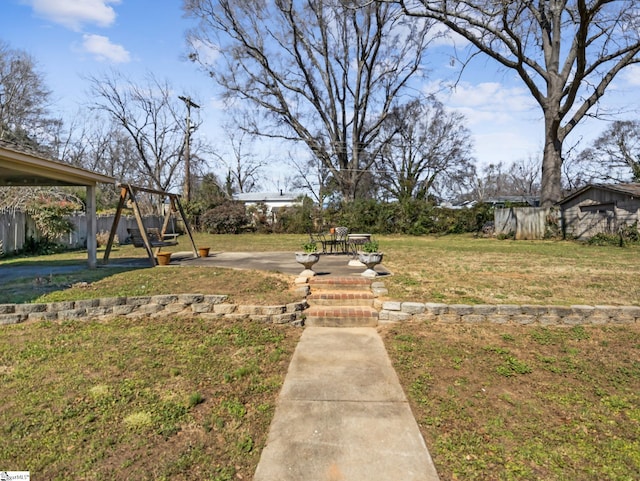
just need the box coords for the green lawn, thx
[1,234,639,479]
[2,233,639,306]
[384,321,640,481]
[0,316,301,480]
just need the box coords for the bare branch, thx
[185,0,434,200]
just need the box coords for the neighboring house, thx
[233,191,302,223]
[484,195,540,207]
[559,183,640,240]
[442,196,539,210]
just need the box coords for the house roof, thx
[0,140,115,187]
[233,192,302,203]
[485,195,540,206]
[559,183,640,205]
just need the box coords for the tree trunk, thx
[540,115,564,207]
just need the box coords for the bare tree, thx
[398,0,640,206]
[507,155,541,196]
[214,128,266,194]
[184,0,434,201]
[0,41,60,151]
[579,120,640,183]
[290,153,333,207]
[464,156,541,202]
[377,98,475,203]
[87,72,203,195]
[465,162,510,203]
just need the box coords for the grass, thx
[379,235,640,306]
[384,322,640,481]
[0,233,304,305]
[1,233,640,479]
[0,316,301,480]
[2,233,639,306]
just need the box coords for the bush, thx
[325,199,397,234]
[28,200,78,241]
[274,197,316,234]
[619,222,640,245]
[322,199,493,236]
[587,223,640,247]
[96,230,118,247]
[201,201,248,234]
[247,202,272,233]
[21,236,65,256]
[205,197,493,236]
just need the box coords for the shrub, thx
[247,202,272,233]
[322,199,493,236]
[274,196,316,234]
[21,236,65,256]
[201,201,248,234]
[28,200,77,241]
[96,230,118,247]
[619,222,640,245]
[587,223,640,247]
[588,233,621,246]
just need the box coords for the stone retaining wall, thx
[377,301,640,325]
[4,290,640,328]
[0,294,307,326]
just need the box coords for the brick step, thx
[305,306,378,327]
[308,276,372,292]
[307,291,374,307]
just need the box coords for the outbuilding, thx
[558,183,640,240]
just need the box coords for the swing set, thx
[102,183,199,266]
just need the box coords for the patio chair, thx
[308,229,329,253]
[326,226,349,254]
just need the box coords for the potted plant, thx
[358,239,383,277]
[295,241,320,277]
[156,251,172,266]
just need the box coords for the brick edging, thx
[0,294,307,326]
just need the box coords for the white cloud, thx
[26,0,120,31]
[621,64,640,86]
[425,79,543,164]
[474,131,542,166]
[447,81,538,123]
[187,38,221,65]
[82,34,130,63]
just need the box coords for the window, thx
[580,203,615,214]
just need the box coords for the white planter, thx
[358,252,383,277]
[295,252,320,277]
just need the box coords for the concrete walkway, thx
[253,327,440,481]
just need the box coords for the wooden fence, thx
[495,207,552,240]
[0,209,173,255]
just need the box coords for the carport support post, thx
[86,184,97,269]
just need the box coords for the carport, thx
[0,140,116,268]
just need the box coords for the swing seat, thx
[127,228,179,248]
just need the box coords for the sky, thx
[2,0,640,191]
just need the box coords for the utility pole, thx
[0,89,5,140]
[178,95,200,203]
